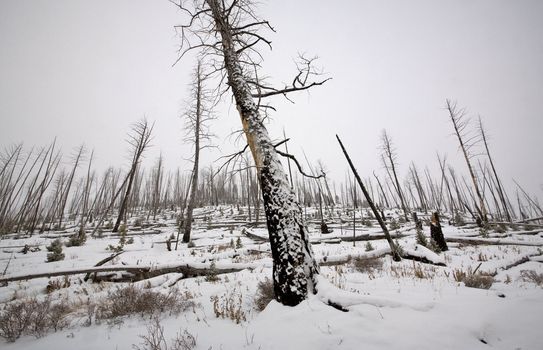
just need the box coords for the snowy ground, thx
[1,206,542,349]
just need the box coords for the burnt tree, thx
[172,0,329,305]
[182,62,215,243]
[336,135,402,261]
[112,120,153,232]
[381,130,409,221]
[446,100,488,224]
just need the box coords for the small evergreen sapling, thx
[46,239,65,262]
[429,238,441,254]
[416,227,428,247]
[388,218,400,231]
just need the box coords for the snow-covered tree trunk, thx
[207,0,319,306]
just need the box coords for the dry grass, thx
[95,285,194,320]
[464,273,494,289]
[353,257,383,274]
[133,316,196,350]
[413,262,426,279]
[254,278,274,311]
[520,270,543,286]
[211,288,246,324]
[453,268,467,282]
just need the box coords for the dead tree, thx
[437,153,457,216]
[478,117,511,222]
[336,135,402,261]
[78,150,94,240]
[513,179,543,218]
[24,141,61,233]
[172,0,330,305]
[380,130,409,221]
[373,171,390,209]
[430,212,448,251]
[182,62,215,243]
[151,154,164,221]
[445,100,487,224]
[112,120,153,232]
[57,145,85,229]
[409,163,428,213]
[0,144,27,232]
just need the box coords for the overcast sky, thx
[1,0,542,198]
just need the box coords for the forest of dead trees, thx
[1,0,542,310]
[1,110,541,239]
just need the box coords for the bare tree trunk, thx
[478,117,511,222]
[113,120,153,232]
[152,154,163,221]
[204,0,319,305]
[437,154,456,216]
[57,145,85,229]
[182,63,204,243]
[446,100,487,224]
[381,130,409,221]
[409,163,428,213]
[336,135,401,261]
[78,150,94,240]
[373,171,390,209]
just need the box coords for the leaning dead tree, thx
[172,0,329,305]
[381,130,409,221]
[112,120,153,232]
[446,100,488,225]
[336,135,401,261]
[478,117,512,222]
[57,145,85,230]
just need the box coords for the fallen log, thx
[241,228,268,242]
[108,229,162,237]
[341,233,407,242]
[446,237,543,247]
[84,252,125,282]
[490,221,543,229]
[514,216,543,223]
[0,262,255,284]
[318,245,446,267]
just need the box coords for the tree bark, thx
[206,0,319,306]
[430,212,448,251]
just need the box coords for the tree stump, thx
[320,221,332,234]
[412,212,423,231]
[430,212,448,251]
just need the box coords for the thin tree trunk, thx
[446,100,487,224]
[183,63,203,243]
[336,135,401,261]
[113,120,152,232]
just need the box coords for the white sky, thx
[1,0,542,198]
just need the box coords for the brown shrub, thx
[254,278,274,311]
[520,270,543,286]
[134,317,197,350]
[96,285,194,320]
[353,257,383,274]
[0,297,71,342]
[464,274,494,289]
